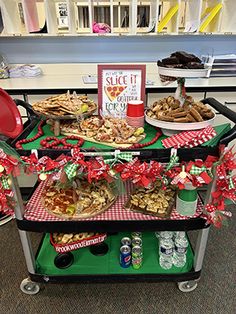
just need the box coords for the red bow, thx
[0,149,19,176]
[86,157,113,183]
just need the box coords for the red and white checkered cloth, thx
[24,181,203,222]
[162,126,216,149]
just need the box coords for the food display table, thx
[4,95,236,295]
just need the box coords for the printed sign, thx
[98,65,146,117]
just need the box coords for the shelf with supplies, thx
[30,232,201,284]
[0,0,236,36]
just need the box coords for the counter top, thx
[1,63,236,93]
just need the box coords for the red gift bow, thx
[85,157,113,183]
[22,153,71,174]
[0,149,19,176]
[0,189,14,213]
[114,159,163,188]
[203,148,236,227]
[204,204,232,228]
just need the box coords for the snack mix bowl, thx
[145,111,216,136]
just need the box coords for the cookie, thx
[171,51,201,64]
[171,111,188,118]
[187,113,197,122]
[158,112,174,122]
[190,107,204,122]
[173,117,189,123]
[161,56,180,65]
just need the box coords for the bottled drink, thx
[159,231,173,240]
[173,232,188,267]
[159,237,174,270]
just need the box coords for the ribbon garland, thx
[114,158,163,188]
[0,144,236,228]
[104,151,133,166]
[203,147,236,227]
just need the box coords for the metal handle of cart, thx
[202,97,236,145]
[14,98,37,118]
[10,96,236,294]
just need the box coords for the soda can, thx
[121,237,131,247]
[131,232,142,239]
[120,245,131,268]
[132,245,143,269]
[132,237,142,247]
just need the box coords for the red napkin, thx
[162,126,216,149]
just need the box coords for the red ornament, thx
[60,136,84,148]
[15,121,44,149]
[128,128,162,149]
[40,137,61,149]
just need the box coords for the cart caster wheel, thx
[20,278,40,295]
[178,280,198,292]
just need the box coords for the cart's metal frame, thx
[8,96,236,294]
[10,161,214,294]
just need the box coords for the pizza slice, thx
[104,85,127,102]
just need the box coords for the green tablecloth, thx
[36,232,194,276]
[22,122,231,150]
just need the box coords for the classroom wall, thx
[0,34,235,64]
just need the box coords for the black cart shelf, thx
[8,97,236,294]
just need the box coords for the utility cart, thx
[4,96,236,295]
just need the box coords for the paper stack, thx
[9,64,42,78]
[203,54,236,77]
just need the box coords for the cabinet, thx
[0,0,236,36]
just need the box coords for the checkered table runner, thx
[162,126,216,149]
[24,181,204,222]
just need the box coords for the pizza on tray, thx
[104,85,127,102]
[42,180,116,218]
[58,116,146,145]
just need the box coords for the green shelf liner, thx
[36,233,194,276]
[23,123,165,150]
[22,122,231,151]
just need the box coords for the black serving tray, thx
[6,97,236,162]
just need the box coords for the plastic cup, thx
[126,100,144,117]
[126,116,144,128]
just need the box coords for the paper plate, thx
[158,66,209,78]
[145,111,215,136]
[0,88,23,138]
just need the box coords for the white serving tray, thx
[158,66,209,78]
[145,112,215,136]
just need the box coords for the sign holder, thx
[98,64,146,117]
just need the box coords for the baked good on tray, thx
[52,232,100,244]
[58,116,146,145]
[32,92,97,116]
[42,180,116,218]
[146,96,214,123]
[126,181,176,218]
[157,51,204,69]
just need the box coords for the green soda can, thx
[132,245,143,269]
[131,232,142,239]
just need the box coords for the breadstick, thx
[174,117,189,123]
[189,108,203,122]
[187,113,197,122]
[171,111,188,118]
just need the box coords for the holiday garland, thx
[0,144,236,228]
[203,146,236,227]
